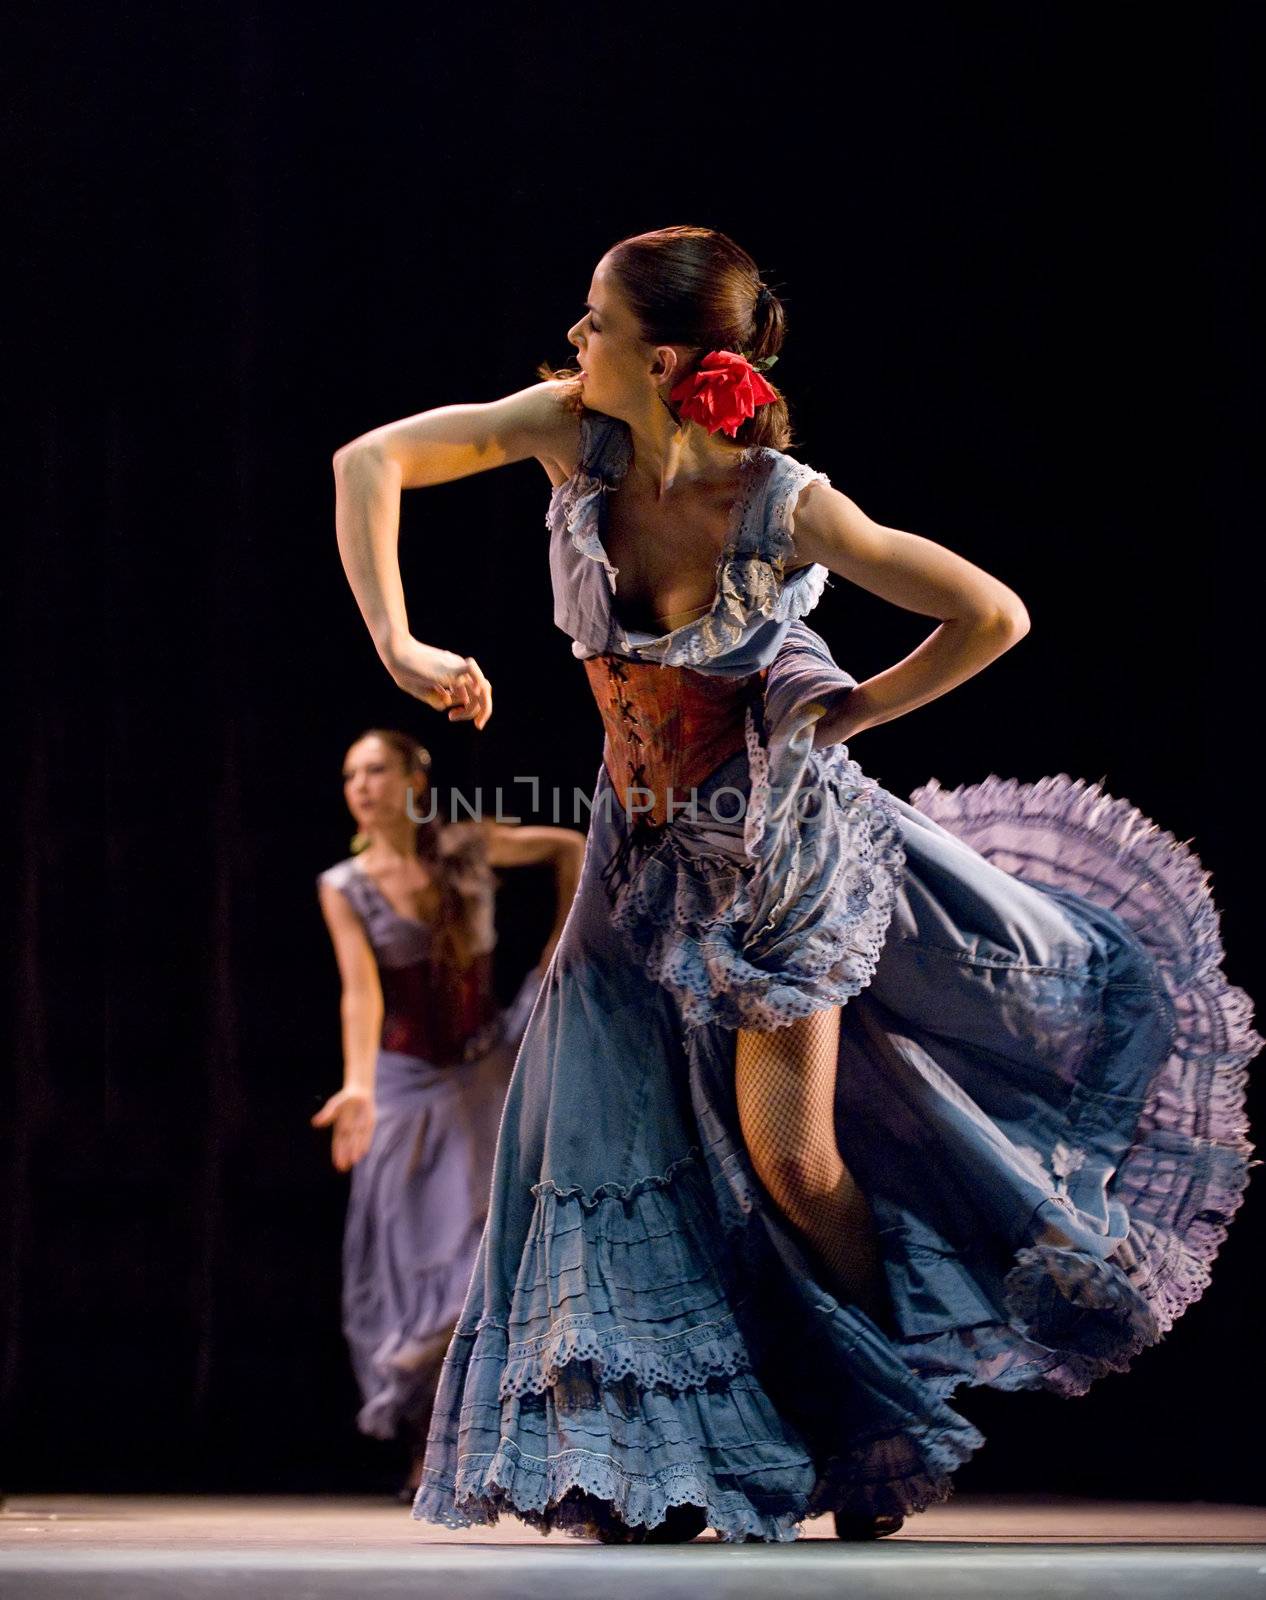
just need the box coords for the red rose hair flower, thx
[668,350,779,439]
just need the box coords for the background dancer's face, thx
[566,256,689,423]
[342,735,427,828]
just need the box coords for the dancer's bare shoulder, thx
[464,378,585,487]
[333,380,583,492]
[510,380,586,487]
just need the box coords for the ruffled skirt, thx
[342,968,541,1439]
[411,622,1259,1539]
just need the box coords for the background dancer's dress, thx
[413,409,1261,1541]
[317,827,541,1446]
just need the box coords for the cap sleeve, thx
[575,407,627,479]
[757,455,833,623]
[764,455,833,569]
[316,858,369,918]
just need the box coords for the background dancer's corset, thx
[583,655,770,826]
[378,953,499,1064]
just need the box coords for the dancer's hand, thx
[311,1086,376,1171]
[383,636,493,728]
[812,686,873,751]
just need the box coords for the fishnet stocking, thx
[735,1007,888,1325]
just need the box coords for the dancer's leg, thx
[735,1007,886,1322]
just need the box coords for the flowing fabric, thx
[317,838,542,1440]
[410,409,1260,1540]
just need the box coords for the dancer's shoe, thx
[833,1510,905,1539]
[643,1502,710,1543]
[595,1502,709,1544]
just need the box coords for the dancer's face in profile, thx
[342,735,428,828]
[566,256,688,421]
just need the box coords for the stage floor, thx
[3,1494,1264,1598]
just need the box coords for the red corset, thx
[378,952,498,1064]
[582,654,767,827]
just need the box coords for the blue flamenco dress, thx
[411,408,1261,1541]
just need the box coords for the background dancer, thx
[315,727,583,1495]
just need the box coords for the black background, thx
[5,3,1261,1499]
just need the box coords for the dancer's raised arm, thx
[787,481,1032,748]
[332,381,576,728]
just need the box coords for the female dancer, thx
[314,727,583,1495]
[330,226,1259,1542]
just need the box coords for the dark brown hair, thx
[349,728,493,970]
[537,224,797,451]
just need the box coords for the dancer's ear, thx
[649,343,689,390]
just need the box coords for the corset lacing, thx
[583,654,767,903]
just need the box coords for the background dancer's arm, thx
[332,382,578,727]
[483,823,587,973]
[787,482,1031,748]
[312,882,384,1171]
